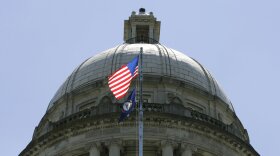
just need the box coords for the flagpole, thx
[139,47,143,156]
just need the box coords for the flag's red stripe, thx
[110,77,132,92]
[109,73,131,88]
[109,69,131,86]
[112,82,131,95]
[115,88,129,99]
[109,66,127,81]
[132,67,138,79]
[114,87,129,99]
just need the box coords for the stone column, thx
[182,149,192,156]
[149,25,154,39]
[89,143,100,156]
[181,144,197,156]
[161,141,177,156]
[162,144,173,156]
[132,25,136,38]
[106,140,122,156]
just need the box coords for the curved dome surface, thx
[48,43,233,111]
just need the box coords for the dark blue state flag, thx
[118,88,136,123]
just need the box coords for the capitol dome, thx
[20,8,259,156]
[48,43,233,111]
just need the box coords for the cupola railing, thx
[125,37,159,44]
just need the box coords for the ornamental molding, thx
[20,112,258,156]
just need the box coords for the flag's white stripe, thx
[111,80,131,92]
[110,66,137,81]
[134,66,138,72]
[109,69,129,83]
[133,69,138,75]
[109,66,128,81]
[115,87,128,96]
[132,74,138,79]
[108,69,130,84]
[111,77,132,91]
[109,73,131,88]
[132,67,138,78]
[109,72,130,86]
[112,82,131,94]
[109,74,131,88]
[109,66,137,83]
[115,88,129,99]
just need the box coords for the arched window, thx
[100,96,112,105]
[98,96,114,114]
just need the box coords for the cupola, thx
[124,8,161,43]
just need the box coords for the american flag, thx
[108,56,139,100]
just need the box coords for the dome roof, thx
[47,43,233,111]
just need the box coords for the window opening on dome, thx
[142,93,152,103]
[143,99,148,103]
[136,25,149,43]
[218,112,223,122]
[59,111,64,119]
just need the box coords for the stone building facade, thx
[20,8,259,156]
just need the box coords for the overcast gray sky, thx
[1,0,279,155]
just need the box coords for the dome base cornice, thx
[20,109,259,156]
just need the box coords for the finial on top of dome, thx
[139,8,145,14]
